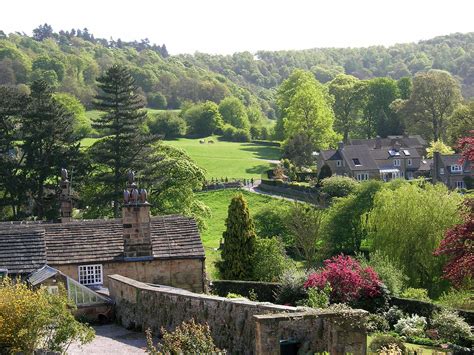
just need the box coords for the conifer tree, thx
[22,80,81,219]
[218,194,256,280]
[90,64,158,217]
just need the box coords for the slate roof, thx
[348,135,426,149]
[0,228,46,274]
[0,215,204,274]
[340,145,379,171]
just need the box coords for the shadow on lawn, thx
[239,143,281,160]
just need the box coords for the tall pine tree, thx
[218,194,256,280]
[91,64,157,217]
[22,80,81,219]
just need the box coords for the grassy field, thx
[196,188,291,279]
[367,335,449,354]
[165,137,280,179]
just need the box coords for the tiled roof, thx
[349,135,427,149]
[0,228,46,274]
[340,145,379,171]
[0,215,204,274]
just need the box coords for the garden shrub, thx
[296,283,331,309]
[320,176,357,199]
[253,204,291,244]
[146,319,222,354]
[275,268,308,305]
[0,278,94,354]
[366,313,390,334]
[357,251,408,296]
[394,314,427,337]
[437,288,474,310]
[147,111,186,138]
[304,255,382,304]
[383,306,406,328]
[404,336,437,347]
[252,237,291,282]
[431,308,472,344]
[226,292,246,299]
[400,288,431,302]
[369,334,406,353]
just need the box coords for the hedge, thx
[210,280,280,302]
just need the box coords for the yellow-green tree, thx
[277,69,340,150]
[365,182,463,296]
[218,194,256,280]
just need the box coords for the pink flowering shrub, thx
[304,255,382,303]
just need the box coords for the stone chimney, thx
[432,152,441,184]
[122,171,152,259]
[375,136,382,149]
[59,168,72,223]
[337,141,344,151]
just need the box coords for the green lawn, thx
[196,188,291,279]
[367,335,449,354]
[165,137,281,179]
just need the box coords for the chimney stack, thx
[375,136,382,149]
[337,141,344,151]
[59,168,72,223]
[122,171,152,259]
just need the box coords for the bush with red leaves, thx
[458,131,474,164]
[434,199,474,287]
[304,255,382,303]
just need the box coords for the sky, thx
[1,0,473,55]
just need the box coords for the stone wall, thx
[55,258,205,292]
[108,274,367,354]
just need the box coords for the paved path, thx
[68,324,147,354]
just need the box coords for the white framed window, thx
[407,159,412,166]
[400,171,404,177]
[451,165,462,173]
[336,160,342,167]
[78,264,103,285]
[356,173,369,181]
[456,181,465,189]
[439,168,444,175]
[393,159,401,166]
[47,286,59,295]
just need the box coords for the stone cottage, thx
[0,171,206,293]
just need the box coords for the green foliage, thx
[225,292,246,299]
[221,124,251,142]
[431,308,472,343]
[0,278,94,354]
[277,69,340,150]
[218,194,256,280]
[394,314,427,337]
[322,180,383,256]
[369,334,406,353]
[183,101,223,137]
[89,64,158,217]
[286,203,325,267]
[296,283,331,309]
[437,288,474,310]
[146,319,221,355]
[366,313,390,334]
[383,306,406,328]
[147,111,186,138]
[426,140,455,158]
[366,182,463,295]
[357,251,408,296]
[320,175,358,200]
[404,70,462,141]
[275,268,308,305]
[253,203,290,243]
[362,77,402,138]
[218,96,250,130]
[53,92,95,138]
[447,101,474,146]
[147,92,167,109]
[252,237,290,282]
[397,77,412,100]
[400,288,431,302]
[328,74,366,142]
[282,133,315,168]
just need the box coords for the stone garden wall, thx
[108,274,367,354]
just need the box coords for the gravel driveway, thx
[68,324,148,354]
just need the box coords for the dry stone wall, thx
[108,274,367,354]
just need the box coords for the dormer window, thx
[352,158,361,166]
[393,159,401,167]
[336,160,342,167]
[451,165,462,173]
